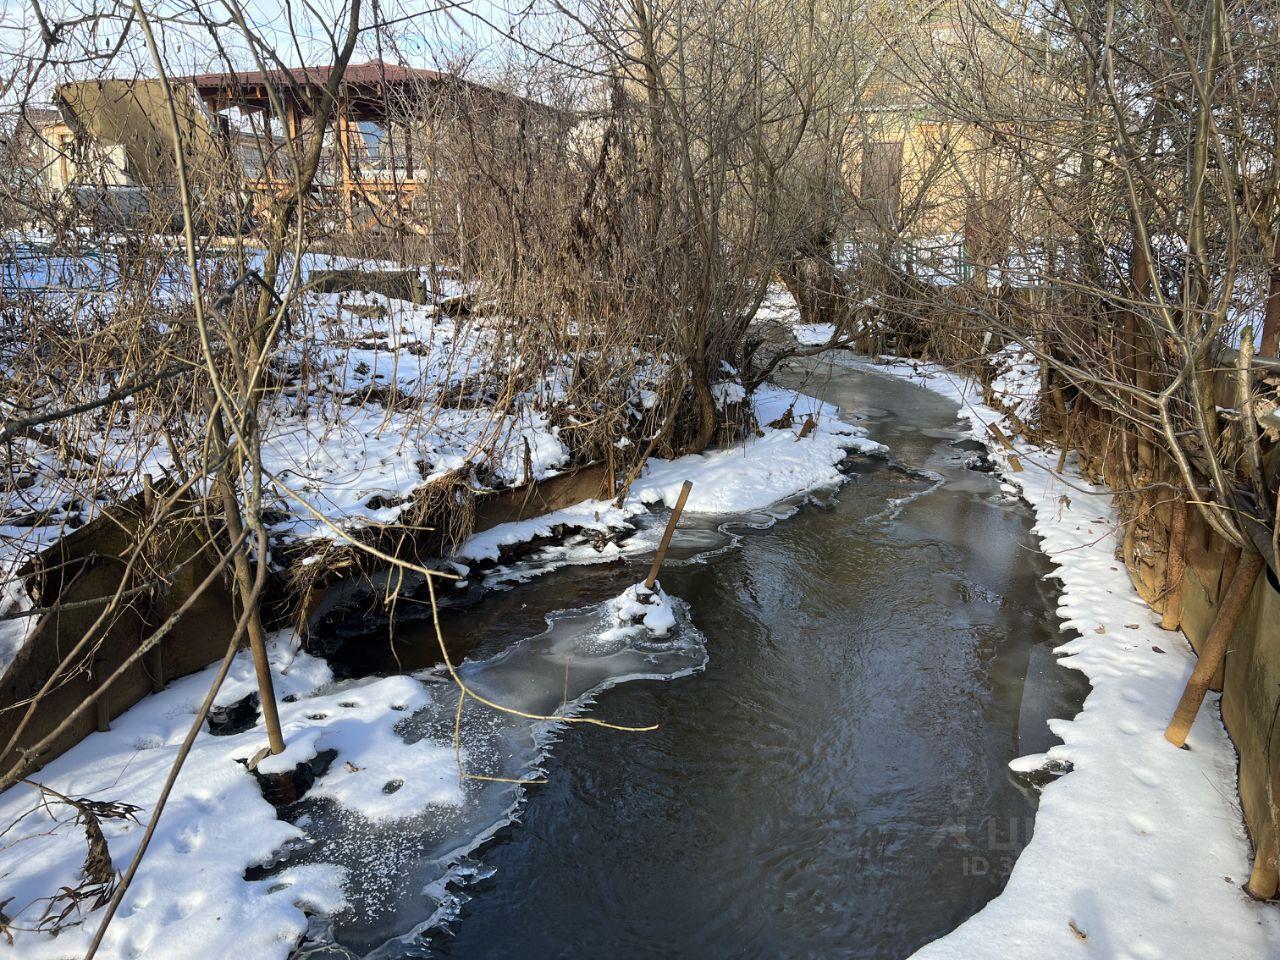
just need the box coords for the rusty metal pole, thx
[645,480,692,590]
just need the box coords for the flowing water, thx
[290,360,1089,959]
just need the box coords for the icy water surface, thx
[301,360,1088,959]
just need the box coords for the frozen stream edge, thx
[0,381,880,960]
[852,355,1280,960]
[5,353,1270,959]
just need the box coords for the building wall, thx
[39,121,131,189]
[845,106,1067,257]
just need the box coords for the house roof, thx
[19,106,65,130]
[186,62,449,96]
[184,60,558,122]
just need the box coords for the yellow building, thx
[847,2,1056,272]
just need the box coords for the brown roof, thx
[186,61,448,94]
[183,60,562,122]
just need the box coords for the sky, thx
[0,0,554,106]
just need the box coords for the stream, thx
[286,359,1089,959]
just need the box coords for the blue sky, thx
[0,0,531,104]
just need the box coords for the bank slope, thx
[858,356,1280,960]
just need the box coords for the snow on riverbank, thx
[0,639,378,959]
[855,355,1280,960]
[0,373,882,958]
[0,580,700,959]
[631,383,882,512]
[0,285,550,672]
[258,291,573,548]
[0,271,880,677]
[456,381,883,569]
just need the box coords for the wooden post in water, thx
[645,481,693,590]
[1164,550,1263,747]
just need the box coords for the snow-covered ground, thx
[257,290,574,549]
[0,583,701,960]
[15,263,1268,957]
[0,282,568,672]
[0,637,351,959]
[0,249,884,672]
[455,381,882,568]
[0,372,882,958]
[852,355,1280,960]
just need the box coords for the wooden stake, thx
[94,679,111,732]
[145,643,166,693]
[988,423,1013,448]
[1164,550,1263,747]
[1160,498,1188,631]
[1055,405,1079,474]
[645,480,692,590]
[987,422,1023,471]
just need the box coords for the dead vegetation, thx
[0,780,140,937]
[2,0,1279,941]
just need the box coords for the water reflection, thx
[295,361,1089,959]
